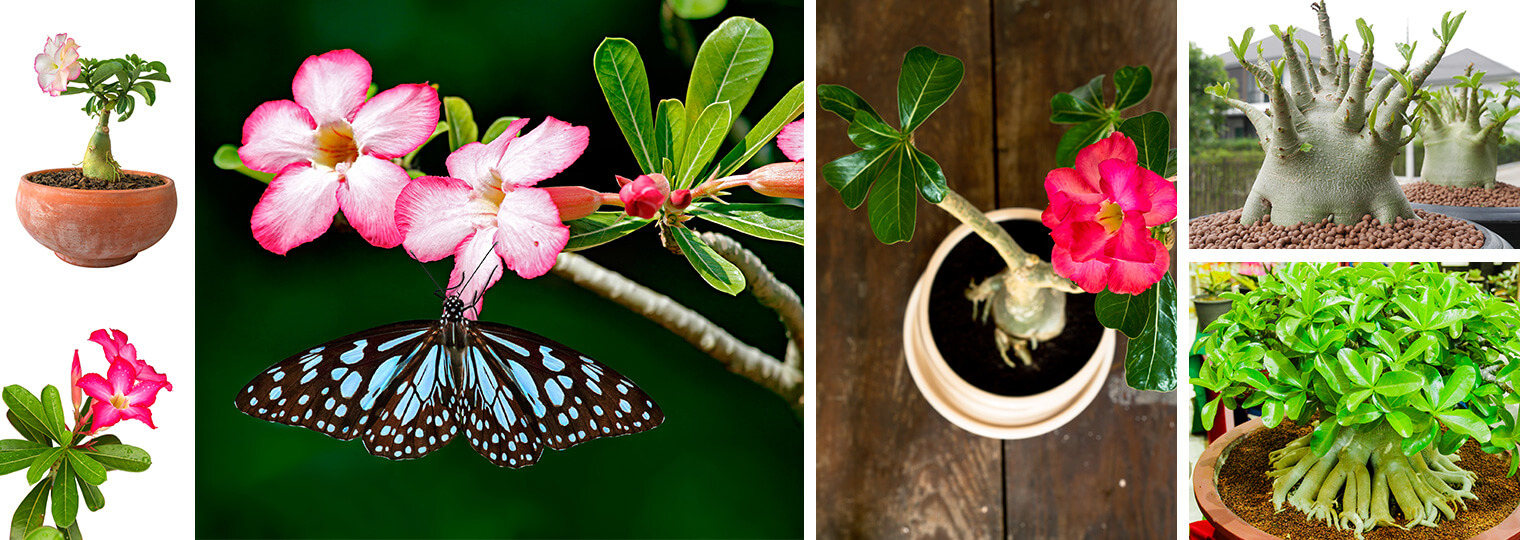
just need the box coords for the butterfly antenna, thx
[405,249,448,299]
[453,242,501,320]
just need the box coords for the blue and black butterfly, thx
[233,291,664,468]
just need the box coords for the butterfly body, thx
[235,297,664,468]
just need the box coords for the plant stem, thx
[82,106,122,182]
[550,252,803,414]
[699,231,804,355]
[933,189,1037,270]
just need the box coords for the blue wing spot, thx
[507,360,547,417]
[616,383,628,394]
[299,354,322,372]
[335,405,347,417]
[556,375,573,390]
[594,405,605,415]
[268,387,282,400]
[331,367,348,381]
[300,370,319,384]
[379,331,426,352]
[482,332,530,357]
[324,397,336,410]
[544,378,565,406]
[340,340,368,364]
[361,356,403,410]
[271,371,285,382]
[580,364,602,382]
[339,371,363,398]
[540,346,566,371]
[642,411,651,420]
[250,397,258,406]
[619,399,631,413]
[569,407,580,420]
[587,380,602,395]
[298,395,310,405]
[558,412,569,426]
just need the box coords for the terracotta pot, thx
[903,208,1116,440]
[16,168,177,267]
[1194,418,1520,540]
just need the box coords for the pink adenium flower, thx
[619,174,669,218]
[77,359,166,432]
[1042,132,1176,295]
[90,328,171,391]
[395,117,589,317]
[777,118,804,163]
[34,33,81,96]
[71,351,83,420]
[241,49,441,255]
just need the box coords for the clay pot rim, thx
[1194,418,1520,540]
[903,207,1115,440]
[21,167,175,193]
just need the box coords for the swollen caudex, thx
[1417,65,1519,190]
[1268,422,1476,536]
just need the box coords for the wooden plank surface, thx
[818,0,1179,538]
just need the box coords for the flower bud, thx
[668,189,693,210]
[619,174,670,219]
[71,350,82,417]
[745,161,805,199]
[543,186,606,221]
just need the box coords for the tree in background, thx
[1190,43,1231,142]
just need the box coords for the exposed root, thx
[1267,422,1478,537]
[966,265,1071,369]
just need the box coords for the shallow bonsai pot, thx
[1194,297,1233,331]
[1188,211,1512,249]
[16,168,177,267]
[1194,418,1520,540]
[903,207,1116,440]
[1411,203,1520,248]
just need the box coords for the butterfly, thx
[233,289,664,468]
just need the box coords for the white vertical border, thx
[804,0,819,537]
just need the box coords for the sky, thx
[1185,0,1520,79]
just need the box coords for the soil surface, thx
[1403,182,1520,207]
[1217,420,1520,540]
[1189,209,1484,249]
[927,219,1103,397]
[28,169,165,190]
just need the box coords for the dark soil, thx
[1189,209,1484,249]
[1217,420,1520,540]
[927,219,1102,397]
[28,169,165,190]
[1403,182,1520,207]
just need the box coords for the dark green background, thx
[195,1,802,537]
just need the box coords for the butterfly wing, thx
[468,322,665,454]
[454,345,543,468]
[234,322,441,451]
[358,336,462,460]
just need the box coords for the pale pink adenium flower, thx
[77,359,166,432]
[395,117,589,317]
[34,33,81,96]
[240,49,441,255]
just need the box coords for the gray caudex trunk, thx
[1213,2,1452,225]
[1419,66,1516,189]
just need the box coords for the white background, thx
[0,1,194,538]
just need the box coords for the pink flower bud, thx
[668,189,693,210]
[745,161,805,199]
[618,174,669,219]
[71,350,82,417]
[543,186,606,221]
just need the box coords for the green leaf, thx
[685,17,772,139]
[865,144,917,244]
[137,70,170,82]
[38,387,70,448]
[670,226,746,295]
[1055,120,1109,168]
[3,388,52,446]
[1095,288,1155,338]
[6,413,49,447]
[1386,410,1415,437]
[1310,421,1340,456]
[63,452,104,486]
[676,101,732,189]
[1402,422,1439,456]
[1438,409,1492,442]
[1124,274,1178,392]
[9,479,48,540]
[212,144,275,184]
[818,84,881,124]
[1400,334,1437,363]
[442,96,478,152]
[479,116,522,145]
[1338,349,1373,387]
[51,461,76,528]
[564,213,651,251]
[1117,112,1170,176]
[594,38,657,174]
[1262,400,1285,428]
[130,82,156,106]
[89,61,122,86]
[22,527,62,540]
[24,448,60,487]
[822,146,895,210]
[713,81,802,179]
[1050,75,1107,123]
[0,441,49,476]
[846,109,902,150]
[401,122,447,169]
[1437,365,1476,411]
[897,46,964,133]
[82,444,150,473]
[655,100,687,168]
[1373,371,1423,396]
[687,202,801,244]
[668,0,726,19]
[906,146,947,204]
[1112,66,1152,110]
[79,481,102,513]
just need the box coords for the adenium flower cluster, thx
[1042,132,1176,295]
[34,33,81,96]
[72,329,169,433]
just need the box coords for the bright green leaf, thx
[676,101,732,189]
[442,96,478,152]
[564,213,652,252]
[63,452,104,486]
[668,0,726,19]
[896,46,964,133]
[655,100,687,168]
[81,444,150,473]
[818,84,881,124]
[9,479,48,540]
[685,17,772,139]
[1125,274,1177,392]
[687,202,802,244]
[38,387,70,448]
[714,82,802,178]
[670,225,746,295]
[479,116,522,145]
[50,461,76,528]
[594,38,657,174]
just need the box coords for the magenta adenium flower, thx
[34,33,81,96]
[395,117,589,317]
[77,359,167,432]
[1042,132,1176,295]
[619,174,669,219]
[90,328,171,391]
[241,49,441,255]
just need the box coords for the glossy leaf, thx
[25,449,61,486]
[676,101,732,189]
[5,413,49,447]
[670,226,746,295]
[1112,66,1152,110]
[9,480,48,540]
[1096,289,1154,339]
[714,82,803,178]
[906,146,947,203]
[685,17,772,139]
[818,84,881,124]
[442,96,478,152]
[1373,371,1423,396]
[80,481,102,513]
[1054,120,1110,168]
[2,388,51,445]
[846,109,901,150]
[822,146,895,210]
[82,444,150,473]
[688,203,802,244]
[864,145,916,244]
[50,461,76,528]
[896,46,964,133]
[1050,75,1106,123]
[1125,274,1178,392]
[21,528,61,540]
[480,116,522,145]
[38,387,70,448]
[1438,409,1492,442]
[63,452,104,486]
[0,441,49,476]
[655,99,687,168]
[594,38,657,174]
[1117,112,1170,176]
[1310,421,1340,456]
[669,0,726,19]
[564,213,651,252]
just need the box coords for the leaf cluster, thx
[61,54,169,123]
[1194,263,1520,470]
[2,386,152,539]
[1049,66,1173,173]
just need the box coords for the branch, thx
[1339,40,1376,131]
[699,231,804,355]
[1267,77,1304,157]
[1313,2,1339,78]
[1215,94,1273,136]
[1278,30,1315,108]
[551,252,803,411]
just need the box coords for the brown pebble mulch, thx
[1189,209,1484,249]
[1216,420,1520,540]
[1403,182,1520,208]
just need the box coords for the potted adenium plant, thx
[1193,262,1520,539]
[1189,3,1510,249]
[1192,262,1262,331]
[1403,68,1520,243]
[18,34,175,267]
[820,47,1176,439]
[1,330,167,539]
